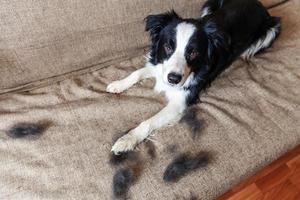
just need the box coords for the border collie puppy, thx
[107,0,281,155]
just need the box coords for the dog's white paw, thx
[111,133,139,155]
[106,80,128,94]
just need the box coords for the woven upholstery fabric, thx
[0,0,207,93]
[0,0,299,200]
[0,0,284,93]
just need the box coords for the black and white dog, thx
[107,0,281,155]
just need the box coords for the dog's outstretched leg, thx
[106,65,155,94]
[111,91,187,155]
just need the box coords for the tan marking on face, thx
[182,65,192,84]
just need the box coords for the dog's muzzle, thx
[167,73,182,85]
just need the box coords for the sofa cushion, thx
[0,2,299,199]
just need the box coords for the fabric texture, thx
[0,0,284,94]
[0,0,299,200]
[0,0,205,93]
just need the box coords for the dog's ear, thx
[203,20,230,64]
[145,10,180,43]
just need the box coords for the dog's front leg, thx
[106,65,155,94]
[111,91,187,155]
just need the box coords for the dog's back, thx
[202,0,281,58]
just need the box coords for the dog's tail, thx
[241,16,281,60]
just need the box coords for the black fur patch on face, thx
[145,10,181,65]
[145,10,209,71]
[163,152,209,183]
[180,107,203,139]
[7,120,52,138]
[113,168,135,198]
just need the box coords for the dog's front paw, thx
[111,133,139,155]
[106,80,127,94]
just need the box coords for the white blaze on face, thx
[163,22,196,86]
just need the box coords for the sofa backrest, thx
[0,0,279,93]
[0,0,208,93]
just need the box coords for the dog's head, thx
[145,10,229,87]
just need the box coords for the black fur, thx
[163,152,209,182]
[7,121,52,138]
[113,168,135,198]
[145,10,181,65]
[180,107,203,139]
[109,151,139,166]
[144,140,157,159]
[145,0,281,106]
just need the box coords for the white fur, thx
[111,89,187,154]
[109,59,189,154]
[106,66,155,93]
[162,23,196,86]
[201,7,211,18]
[108,22,196,155]
[175,23,196,55]
[153,64,183,93]
[241,24,280,60]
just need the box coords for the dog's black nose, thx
[167,73,182,84]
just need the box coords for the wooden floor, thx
[217,145,300,200]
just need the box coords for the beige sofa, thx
[0,0,299,199]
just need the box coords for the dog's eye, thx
[189,50,199,60]
[164,43,173,55]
